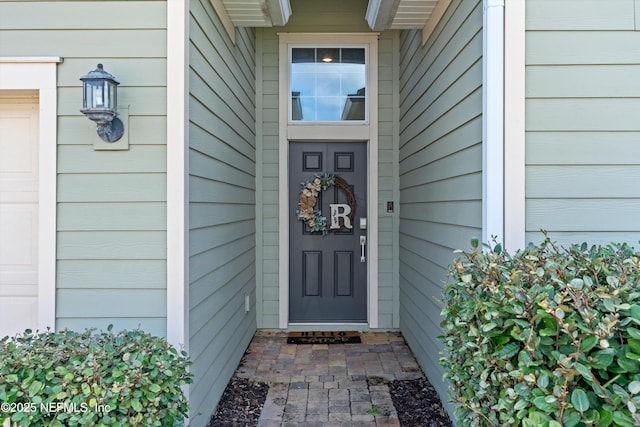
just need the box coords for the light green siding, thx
[378,30,401,329]
[0,0,169,336]
[525,0,640,245]
[256,28,279,328]
[256,26,280,328]
[398,0,482,409]
[188,0,257,425]
[256,0,400,329]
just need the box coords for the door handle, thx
[360,235,366,263]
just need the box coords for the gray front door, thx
[289,141,367,323]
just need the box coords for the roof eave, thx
[365,0,401,31]
[267,0,292,26]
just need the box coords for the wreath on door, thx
[296,173,356,235]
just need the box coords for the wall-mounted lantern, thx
[80,64,124,142]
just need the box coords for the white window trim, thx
[278,33,379,329]
[0,57,62,332]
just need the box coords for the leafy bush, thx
[440,237,640,426]
[0,327,192,426]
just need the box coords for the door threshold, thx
[287,323,369,332]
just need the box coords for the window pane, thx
[341,48,365,64]
[290,47,366,122]
[341,88,365,120]
[291,68,317,97]
[292,48,315,63]
[317,48,339,64]
[316,64,341,97]
[341,70,365,95]
[316,96,343,121]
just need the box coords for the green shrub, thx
[440,236,640,427]
[0,327,192,426]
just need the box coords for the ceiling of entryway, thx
[219,0,440,30]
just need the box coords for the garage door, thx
[0,102,39,338]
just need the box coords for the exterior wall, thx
[525,0,640,246]
[256,0,400,329]
[188,1,257,425]
[398,0,482,405]
[0,0,169,336]
[378,30,401,329]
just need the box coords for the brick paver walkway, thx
[234,330,424,426]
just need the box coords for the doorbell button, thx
[360,218,367,229]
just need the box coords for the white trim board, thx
[482,0,505,246]
[210,0,236,44]
[278,33,379,329]
[504,0,525,251]
[481,0,525,250]
[166,0,189,352]
[0,57,62,332]
[166,1,190,418]
[422,0,452,45]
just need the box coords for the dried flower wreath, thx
[296,173,356,235]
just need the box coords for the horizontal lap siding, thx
[398,0,482,413]
[188,1,257,425]
[378,30,400,328]
[525,0,640,246]
[258,27,280,328]
[0,1,169,336]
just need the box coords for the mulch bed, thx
[388,376,453,426]
[207,377,269,427]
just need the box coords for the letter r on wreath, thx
[329,204,352,229]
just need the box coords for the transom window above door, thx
[290,46,367,122]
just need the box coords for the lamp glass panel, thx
[108,81,117,109]
[95,81,105,108]
[84,81,102,109]
[85,80,117,109]
[83,81,93,109]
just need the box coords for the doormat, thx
[287,331,361,345]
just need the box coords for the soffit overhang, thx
[219,0,438,30]
[220,0,292,27]
[366,0,440,30]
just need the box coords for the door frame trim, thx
[277,33,379,329]
[0,57,61,331]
